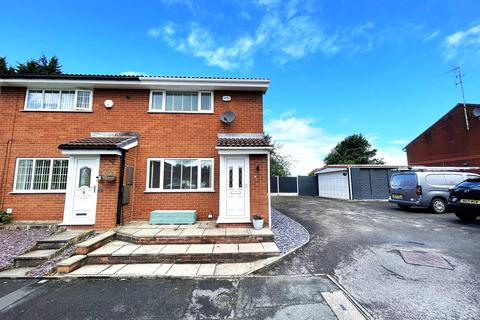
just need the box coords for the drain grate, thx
[400,250,454,270]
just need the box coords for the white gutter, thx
[0,78,270,92]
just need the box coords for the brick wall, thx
[249,155,269,221]
[0,86,268,227]
[406,104,480,172]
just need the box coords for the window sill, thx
[10,191,66,194]
[144,189,215,193]
[147,111,214,114]
[22,109,92,113]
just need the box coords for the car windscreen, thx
[455,179,480,189]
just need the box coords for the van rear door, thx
[390,173,418,202]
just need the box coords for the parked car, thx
[388,171,480,213]
[448,178,480,222]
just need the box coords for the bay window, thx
[147,158,214,192]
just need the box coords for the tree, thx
[0,55,62,75]
[16,55,62,75]
[323,134,384,165]
[0,57,14,74]
[266,134,291,176]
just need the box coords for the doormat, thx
[399,250,454,270]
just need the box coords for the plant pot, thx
[252,218,264,230]
[101,175,116,182]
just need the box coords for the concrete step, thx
[85,242,281,265]
[14,249,58,267]
[0,267,35,278]
[36,230,92,249]
[66,259,279,277]
[116,227,274,245]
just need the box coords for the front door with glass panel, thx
[63,156,100,225]
[220,156,250,222]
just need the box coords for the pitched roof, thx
[58,136,138,150]
[405,103,480,149]
[217,136,271,148]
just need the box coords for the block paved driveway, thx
[260,196,480,320]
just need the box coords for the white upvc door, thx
[218,155,250,223]
[63,156,100,225]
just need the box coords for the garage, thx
[315,165,404,200]
[316,169,350,199]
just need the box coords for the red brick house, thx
[405,103,480,171]
[0,74,272,230]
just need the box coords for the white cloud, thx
[424,30,440,42]
[120,71,147,76]
[390,139,409,145]
[147,0,375,70]
[443,24,480,60]
[266,114,408,175]
[376,146,407,165]
[265,115,344,175]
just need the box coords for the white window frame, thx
[12,157,69,193]
[145,158,214,192]
[24,89,93,112]
[148,90,214,113]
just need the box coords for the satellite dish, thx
[473,107,480,119]
[220,111,236,124]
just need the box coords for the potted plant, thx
[252,214,264,230]
[100,169,116,182]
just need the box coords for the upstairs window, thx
[25,89,93,111]
[149,91,213,113]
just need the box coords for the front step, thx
[14,249,58,267]
[36,230,91,249]
[116,228,274,245]
[85,242,280,265]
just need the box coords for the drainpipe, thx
[116,149,126,225]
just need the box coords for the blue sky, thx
[1,0,480,174]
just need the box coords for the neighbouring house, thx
[405,103,480,171]
[314,164,405,200]
[0,74,272,230]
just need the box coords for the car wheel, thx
[454,212,477,223]
[397,204,411,210]
[431,198,447,214]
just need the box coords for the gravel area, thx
[271,208,310,253]
[0,228,55,270]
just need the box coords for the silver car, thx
[389,171,480,213]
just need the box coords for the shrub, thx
[0,210,11,224]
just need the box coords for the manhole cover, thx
[400,250,454,270]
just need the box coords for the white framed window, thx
[13,158,69,193]
[149,91,213,113]
[24,89,93,112]
[146,158,214,192]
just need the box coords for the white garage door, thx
[317,171,350,200]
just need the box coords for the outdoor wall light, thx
[256,165,260,171]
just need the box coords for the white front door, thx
[63,156,100,225]
[219,156,250,223]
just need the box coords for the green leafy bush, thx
[0,210,11,224]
